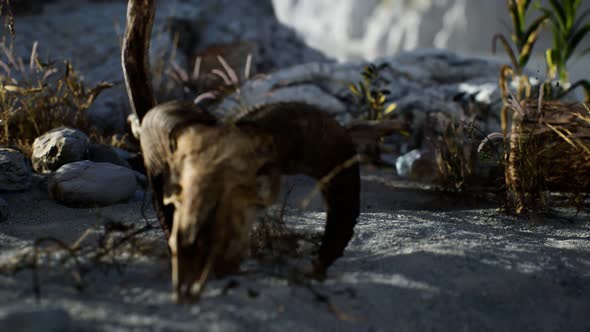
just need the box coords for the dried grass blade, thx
[217,55,239,85]
[191,56,201,81]
[545,122,578,149]
[244,54,252,80]
[30,41,38,70]
[212,69,232,86]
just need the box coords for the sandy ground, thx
[0,171,589,332]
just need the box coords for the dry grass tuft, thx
[505,98,590,214]
[0,217,164,300]
[250,186,322,269]
[429,107,503,193]
[0,40,113,153]
[434,115,477,192]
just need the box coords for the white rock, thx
[218,50,504,134]
[395,149,438,181]
[32,128,90,173]
[49,161,137,207]
[0,148,32,191]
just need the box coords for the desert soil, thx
[0,171,589,332]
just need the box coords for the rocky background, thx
[2,0,513,196]
[272,0,590,83]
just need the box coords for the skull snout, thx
[169,241,213,303]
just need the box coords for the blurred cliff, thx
[272,0,590,81]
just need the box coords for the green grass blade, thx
[492,34,520,72]
[522,0,532,12]
[509,0,524,40]
[558,79,590,102]
[548,0,568,30]
[567,23,590,59]
[523,13,548,41]
[571,8,590,33]
[519,16,546,69]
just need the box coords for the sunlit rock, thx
[49,160,137,207]
[31,128,89,173]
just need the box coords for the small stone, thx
[0,307,71,332]
[0,197,8,222]
[0,148,32,191]
[31,128,89,173]
[49,160,137,207]
[395,149,439,181]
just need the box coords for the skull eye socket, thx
[255,162,274,177]
[179,202,218,248]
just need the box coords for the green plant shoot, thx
[493,0,548,75]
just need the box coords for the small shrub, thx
[435,104,506,193]
[349,64,396,121]
[505,97,590,214]
[0,41,113,153]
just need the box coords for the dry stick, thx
[255,182,360,322]
[269,184,295,256]
[0,58,10,75]
[191,56,201,81]
[265,269,362,322]
[101,223,159,273]
[93,224,154,261]
[30,217,157,301]
[244,54,252,80]
[32,237,85,301]
[279,183,295,223]
[29,41,38,70]
[217,55,239,85]
[300,155,360,210]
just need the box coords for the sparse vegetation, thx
[493,0,547,76]
[539,0,590,83]
[0,217,164,299]
[347,63,404,164]
[0,41,113,154]
[537,0,590,100]
[504,88,590,214]
[349,64,397,121]
[493,0,547,136]
[434,114,478,192]
[493,0,590,102]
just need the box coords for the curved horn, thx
[122,0,156,122]
[236,102,361,274]
[122,0,219,237]
[122,0,358,295]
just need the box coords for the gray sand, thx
[1,172,589,332]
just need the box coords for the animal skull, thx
[163,125,280,299]
[123,0,361,303]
